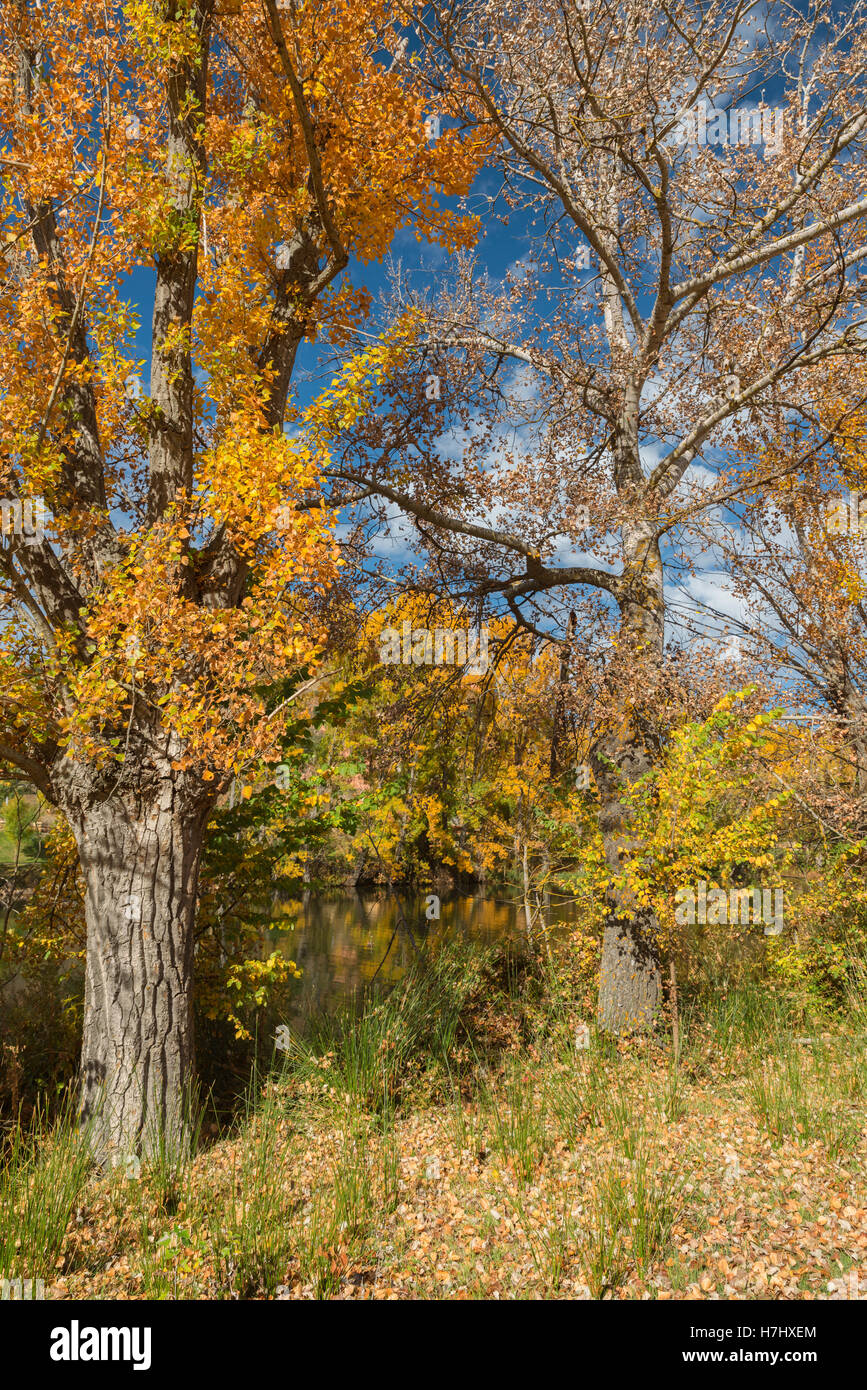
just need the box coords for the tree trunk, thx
[597,912,662,1032]
[71,783,208,1166]
[593,515,665,1032]
[594,740,664,1032]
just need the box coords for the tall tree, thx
[0,0,479,1160]
[328,0,867,1029]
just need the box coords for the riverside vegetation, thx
[2,937,866,1301]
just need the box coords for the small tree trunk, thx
[522,837,533,933]
[71,784,207,1166]
[668,956,680,1059]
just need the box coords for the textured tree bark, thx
[593,516,665,1033]
[594,729,664,1033]
[597,910,663,1032]
[68,778,208,1166]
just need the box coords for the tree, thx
[326,0,867,1031]
[0,0,480,1160]
[685,357,867,809]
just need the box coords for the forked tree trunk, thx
[69,780,208,1166]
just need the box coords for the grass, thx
[746,1032,865,1157]
[543,1042,609,1139]
[140,1082,205,1213]
[507,1174,579,1293]
[203,1094,297,1299]
[482,1057,549,1183]
[682,982,800,1060]
[0,1093,93,1286]
[284,942,494,1116]
[4,940,867,1301]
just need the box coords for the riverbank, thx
[4,946,866,1301]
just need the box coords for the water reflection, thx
[269,892,581,1025]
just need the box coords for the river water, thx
[269,891,582,1023]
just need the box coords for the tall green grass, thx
[483,1059,548,1183]
[543,1042,609,1140]
[747,1033,865,1156]
[287,943,493,1114]
[0,1095,93,1285]
[580,1144,683,1297]
[140,1081,205,1213]
[682,983,800,1059]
